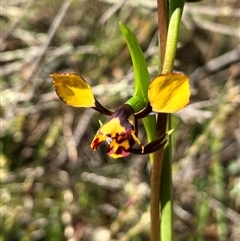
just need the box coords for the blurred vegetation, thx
[1,0,240,240]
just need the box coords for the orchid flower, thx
[51,72,189,158]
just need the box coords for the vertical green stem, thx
[150,114,167,241]
[160,1,185,240]
[160,129,173,241]
[151,1,186,241]
[150,1,168,240]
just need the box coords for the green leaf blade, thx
[119,22,149,109]
[119,22,156,149]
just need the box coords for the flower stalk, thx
[151,1,186,241]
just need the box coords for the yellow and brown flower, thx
[51,72,189,158]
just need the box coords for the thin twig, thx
[185,5,240,18]
[190,48,240,86]
[98,0,127,25]
[1,0,35,51]
[24,0,73,88]
[192,15,240,38]
[51,109,95,168]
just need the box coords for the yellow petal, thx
[148,73,190,113]
[51,73,95,107]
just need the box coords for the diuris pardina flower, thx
[51,72,190,158]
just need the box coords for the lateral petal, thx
[51,72,112,115]
[148,73,190,113]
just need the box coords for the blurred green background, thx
[1,0,240,240]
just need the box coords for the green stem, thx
[151,1,186,241]
[150,113,168,241]
[160,115,173,241]
[160,1,185,241]
[150,1,168,240]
